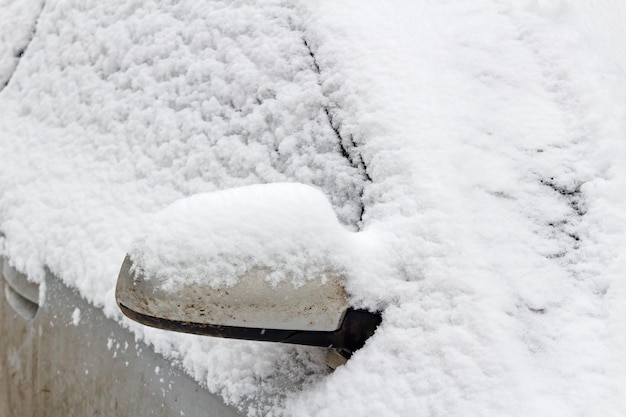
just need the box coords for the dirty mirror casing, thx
[116,255,381,355]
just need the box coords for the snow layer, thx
[0,0,625,416]
[286,1,626,416]
[129,183,352,290]
[0,0,43,87]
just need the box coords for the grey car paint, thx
[0,257,242,417]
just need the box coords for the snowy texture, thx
[0,0,625,416]
[0,0,43,87]
[0,0,364,304]
[129,183,351,290]
[286,1,626,416]
[71,307,81,326]
[0,1,364,413]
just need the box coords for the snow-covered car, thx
[1,1,625,416]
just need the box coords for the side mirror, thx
[115,184,381,362]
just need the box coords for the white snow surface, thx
[71,307,81,326]
[129,183,354,290]
[1,0,625,416]
[0,0,43,87]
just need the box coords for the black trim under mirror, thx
[119,302,381,354]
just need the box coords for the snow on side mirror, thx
[115,183,381,360]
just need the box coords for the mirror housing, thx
[116,255,380,353]
[115,184,381,355]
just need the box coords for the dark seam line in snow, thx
[303,38,372,226]
[527,306,546,314]
[541,177,585,255]
[303,38,321,74]
[1,1,46,91]
[323,107,373,185]
[540,177,586,217]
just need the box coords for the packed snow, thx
[70,307,81,326]
[0,0,624,416]
[129,183,354,291]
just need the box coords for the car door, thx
[0,257,242,417]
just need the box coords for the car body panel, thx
[0,258,241,417]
